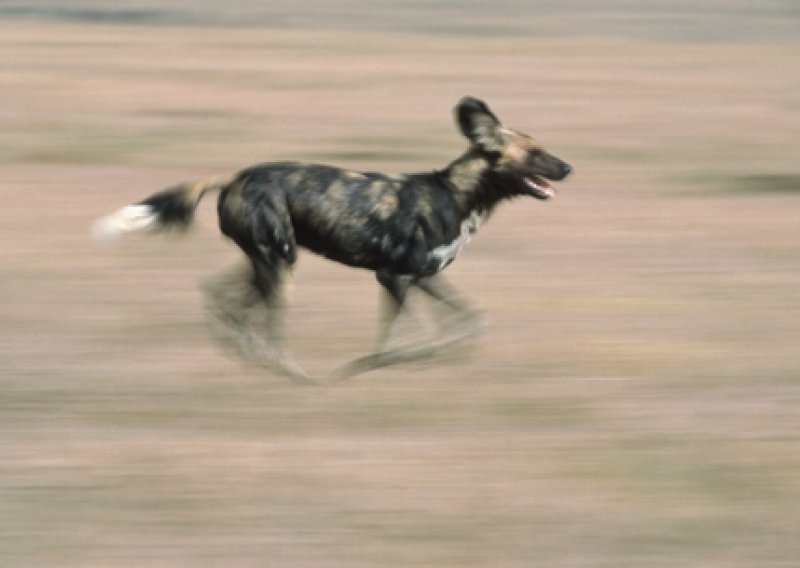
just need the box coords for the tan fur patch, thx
[185,171,240,205]
[447,154,490,192]
[286,172,306,187]
[500,128,541,166]
[365,182,386,199]
[325,180,348,201]
[373,190,398,220]
[415,198,433,219]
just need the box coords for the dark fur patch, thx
[139,185,196,229]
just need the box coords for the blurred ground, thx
[1,2,800,566]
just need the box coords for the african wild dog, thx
[94,97,572,382]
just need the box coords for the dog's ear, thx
[455,96,505,152]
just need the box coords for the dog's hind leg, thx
[249,256,314,384]
[203,257,313,385]
[202,263,260,338]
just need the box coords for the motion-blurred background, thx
[2,1,799,566]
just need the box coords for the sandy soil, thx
[1,5,800,566]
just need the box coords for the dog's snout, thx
[549,161,571,181]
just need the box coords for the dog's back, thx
[217,161,468,277]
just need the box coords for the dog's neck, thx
[438,149,510,214]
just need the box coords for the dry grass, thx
[1,8,799,566]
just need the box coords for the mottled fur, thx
[94,97,571,382]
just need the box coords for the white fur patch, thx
[91,204,158,240]
[428,210,486,272]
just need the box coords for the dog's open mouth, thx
[524,176,556,200]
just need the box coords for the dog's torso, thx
[218,161,485,278]
[92,96,572,382]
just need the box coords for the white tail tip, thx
[91,204,158,240]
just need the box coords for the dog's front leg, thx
[331,271,434,381]
[415,275,486,343]
[330,272,483,381]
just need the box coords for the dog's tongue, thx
[525,176,556,199]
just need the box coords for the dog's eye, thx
[528,149,551,166]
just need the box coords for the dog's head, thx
[456,96,571,200]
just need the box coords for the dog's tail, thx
[92,173,238,240]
